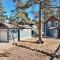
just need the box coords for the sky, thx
[2,0,16,17]
[25,4,39,20]
[2,0,60,20]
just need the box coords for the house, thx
[0,22,32,43]
[44,16,60,38]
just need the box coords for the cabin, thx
[0,22,32,43]
[44,16,60,38]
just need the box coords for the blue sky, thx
[2,0,60,19]
[2,0,15,17]
[25,4,39,20]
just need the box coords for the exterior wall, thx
[51,21,54,27]
[45,22,50,36]
[0,29,7,42]
[58,29,60,38]
[53,29,58,38]
[9,29,18,43]
[9,28,32,42]
[48,21,51,28]
[0,28,32,43]
[54,21,58,27]
[58,21,60,27]
[50,30,53,37]
[44,23,46,36]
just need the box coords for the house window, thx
[59,22,60,26]
[48,21,51,27]
[54,21,58,27]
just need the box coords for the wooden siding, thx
[0,29,7,42]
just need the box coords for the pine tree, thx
[0,0,6,22]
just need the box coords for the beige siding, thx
[0,29,7,42]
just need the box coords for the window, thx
[54,21,58,27]
[59,22,60,26]
[48,21,51,27]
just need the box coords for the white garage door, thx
[20,29,31,40]
[0,29,7,42]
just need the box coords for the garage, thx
[0,22,9,42]
[0,22,32,43]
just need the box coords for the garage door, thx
[0,29,7,42]
[20,29,31,40]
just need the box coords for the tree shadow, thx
[37,45,60,60]
[15,42,60,60]
[0,52,11,57]
[50,45,60,60]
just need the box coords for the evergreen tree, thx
[0,0,6,22]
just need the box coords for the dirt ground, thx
[0,37,60,60]
[0,46,60,60]
[0,43,15,53]
[14,37,60,53]
[0,46,50,60]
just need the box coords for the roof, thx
[0,22,20,29]
[0,22,32,29]
[49,27,60,30]
[0,22,9,29]
[45,16,60,23]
